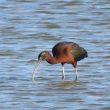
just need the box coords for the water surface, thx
[0,0,110,110]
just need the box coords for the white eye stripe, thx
[42,52,46,56]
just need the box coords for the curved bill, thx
[32,60,42,81]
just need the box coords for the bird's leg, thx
[61,63,65,80]
[74,67,78,80]
[72,62,78,80]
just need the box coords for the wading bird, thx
[32,42,88,81]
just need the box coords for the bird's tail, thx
[72,46,88,61]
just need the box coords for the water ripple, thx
[0,0,110,110]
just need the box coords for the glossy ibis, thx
[32,42,88,81]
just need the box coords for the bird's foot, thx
[62,76,65,80]
[75,76,78,81]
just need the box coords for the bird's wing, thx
[71,46,88,61]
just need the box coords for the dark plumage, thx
[52,42,88,62]
[32,41,88,81]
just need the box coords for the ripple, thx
[0,0,110,110]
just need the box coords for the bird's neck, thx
[46,53,59,64]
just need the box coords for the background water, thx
[0,0,110,110]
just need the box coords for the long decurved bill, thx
[32,60,42,81]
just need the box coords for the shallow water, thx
[0,0,110,110]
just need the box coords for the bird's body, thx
[52,42,87,63]
[32,41,88,81]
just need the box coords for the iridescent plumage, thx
[32,42,88,81]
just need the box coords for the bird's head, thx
[32,51,50,81]
[38,51,49,61]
